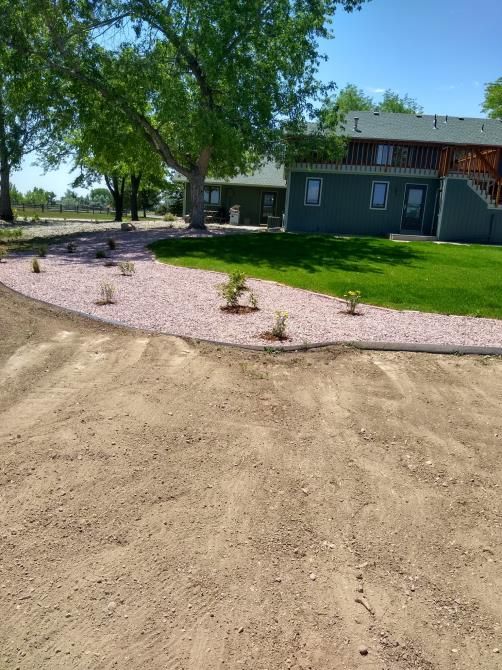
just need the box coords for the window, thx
[375,144,393,165]
[204,186,221,205]
[305,178,322,206]
[370,181,389,209]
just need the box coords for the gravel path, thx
[1,226,502,348]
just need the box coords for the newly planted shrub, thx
[118,260,135,276]
[271,311,288,340]
[163,212,176,222]
[249,291,259,310]
[98,281,116,305]
[343,290,362,315]
[35,244,48,257]
[31,258,41,273]
[218,270,249,308]
[107,238,117,250]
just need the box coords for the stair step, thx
[390,234,437,242]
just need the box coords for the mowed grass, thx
[150,233,502,319]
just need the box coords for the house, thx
[182,162,287,226]
[284,111,502,244]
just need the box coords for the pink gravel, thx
[1,228,502,349]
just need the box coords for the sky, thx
[13,0,502,198]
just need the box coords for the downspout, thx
[436,177,447,240]
[283,168,291,231]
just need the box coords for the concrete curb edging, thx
[2,281,502,358]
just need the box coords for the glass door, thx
[401,185,427,231]
[261,192,276,224]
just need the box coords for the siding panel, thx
[286,172,439,236]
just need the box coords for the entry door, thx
[401,185,427,231]
[261,192,276,224]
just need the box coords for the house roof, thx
[178,162,286,188]
[328,111,502,147]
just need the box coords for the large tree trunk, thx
[0,156,14,223]
[104,174,125,222]
[188,174,206,230]
[130,173,141,221]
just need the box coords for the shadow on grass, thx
[149,233,424,275]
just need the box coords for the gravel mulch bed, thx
[1,226,502,348]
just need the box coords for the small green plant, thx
[35,243,48,258]
[249,291,259,310]
[107,238,116,250]
[118,260,135,276]
[218,270,249,308]
[31,214,40,223]
[163,212,176,222]
[271,311,288,340]
[0,228,22,242]
[66,242,77,253]
[31,258,41,273]
[343,290,361,315]
[96,249,108,259]
[98,281,116,305]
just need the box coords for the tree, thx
[322,84,422,124]
[482,78,502,119]
[9,184,24,204]
[378,89,423,114]
[17,0,368,229]
[332,84,374,115]
[23,187,56,204]
[90,187,112,208]
[0,6,56,221]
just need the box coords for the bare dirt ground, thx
[1,283,501,670]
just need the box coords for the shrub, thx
[31,214,40,223]
[249,291,259,310]
[118,260,135,276]
[343,290,362,315]
[107,238,116,250]
[98,281,116,305]
[218,270,249,308]
[96,249,108,259]
[0,228,22,242]
[66,241,77,253]
[271,311,288,340]
[0,245,7,262]
[163,212,176,222]
[35,243,48,258]
[31,258,41,273]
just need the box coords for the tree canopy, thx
[482,78,502,119]
[9,0,368,228]
[325,83,423,119]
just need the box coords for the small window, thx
[370,181,389,209]
[204,186,221,205]
[305,177,322,206]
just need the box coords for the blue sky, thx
[13,0,502,197]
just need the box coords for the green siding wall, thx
[437,178,502,244]
[286,172,440,236]
[185,184,286,226]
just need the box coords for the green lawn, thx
[149,233,502,319]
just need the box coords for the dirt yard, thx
[1,283,501,670]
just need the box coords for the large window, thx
[370,181,389,210]
[204,185,221,205]
[305,177,322,206]
[375,144,394,166]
